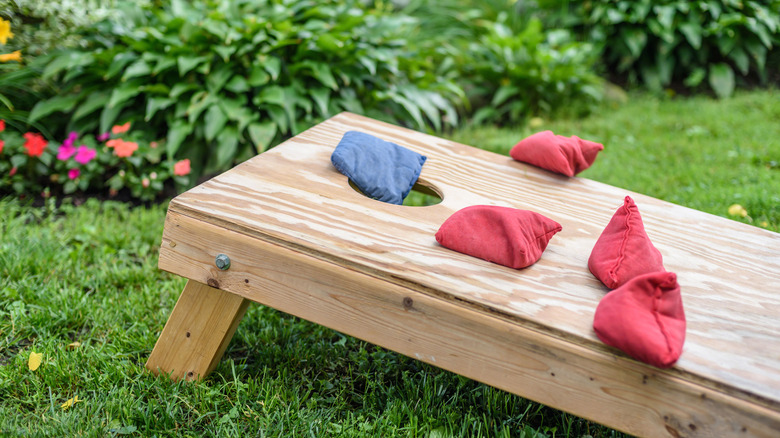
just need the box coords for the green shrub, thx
[542,0,780,97]
[462,14,602,124]
[0,0,146,57]
[25,0,462,179]
[401,0,603,125]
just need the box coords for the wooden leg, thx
[146,280,250,381]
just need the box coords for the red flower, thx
[0,119,5,132]
[23,132,47,157]
[0,139,4,154]
[68,168,80,180]
[9,166,17,176]
[114,140,138,158]
[173,159,191,176]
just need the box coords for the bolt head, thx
[215,254,231,270]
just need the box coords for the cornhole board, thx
[147,112,780,437]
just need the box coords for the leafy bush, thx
[26,0,462,179]
[0,0,145,57]
[541,0,780,97]
[401,0,603,125]
[462,15,602,124]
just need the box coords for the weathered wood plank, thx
[158,209,780,437]
[164,112,780,407]
[146,280,249,380]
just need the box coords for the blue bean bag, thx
[331,131,427,205]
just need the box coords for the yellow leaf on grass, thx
[67,342,81,349]
[61,396,82,410]
[28,351,42,371]
[727,204,747,218]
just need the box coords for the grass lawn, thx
[450,89,780,231]
[1,90,778,436]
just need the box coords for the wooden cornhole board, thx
[147,112,780,437]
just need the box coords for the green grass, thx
[450,89,780,231]
[1,90,778,437]
[1,199,603,437]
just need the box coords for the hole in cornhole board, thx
[347,179,443,207]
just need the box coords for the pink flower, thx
[74,145,96,164]
[59,131,78,152]
[173,159,191,176]
[150,141,158,149]
[57,143,76,161]
[10,166,17,176]
[23,132,47,157]
[142,178,150,188]
[68,168,80,180]
[97,132,110,142]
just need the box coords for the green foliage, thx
[27,0,462,179]
[0,62,51,136]
[0,0,145,57]
[543,0,780,97]
[401,0,603,125]
[462,14,602,124]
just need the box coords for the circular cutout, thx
[348,179,443,206]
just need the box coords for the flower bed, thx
[0,119,190,201]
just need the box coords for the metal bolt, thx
[215,254,231,270]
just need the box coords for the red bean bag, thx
[588,196,665,289]
[593,271,686,368]
[510,130,603,177]
[435,205,562,269]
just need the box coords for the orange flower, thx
[0,51,22,63]
[105,138,121,148]
[173,159,191,176]
[111,122,131,134]
[114,140,138,158]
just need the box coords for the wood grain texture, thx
[146,280,249,380]
[156,112,780,434]
[159,210,780,437]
